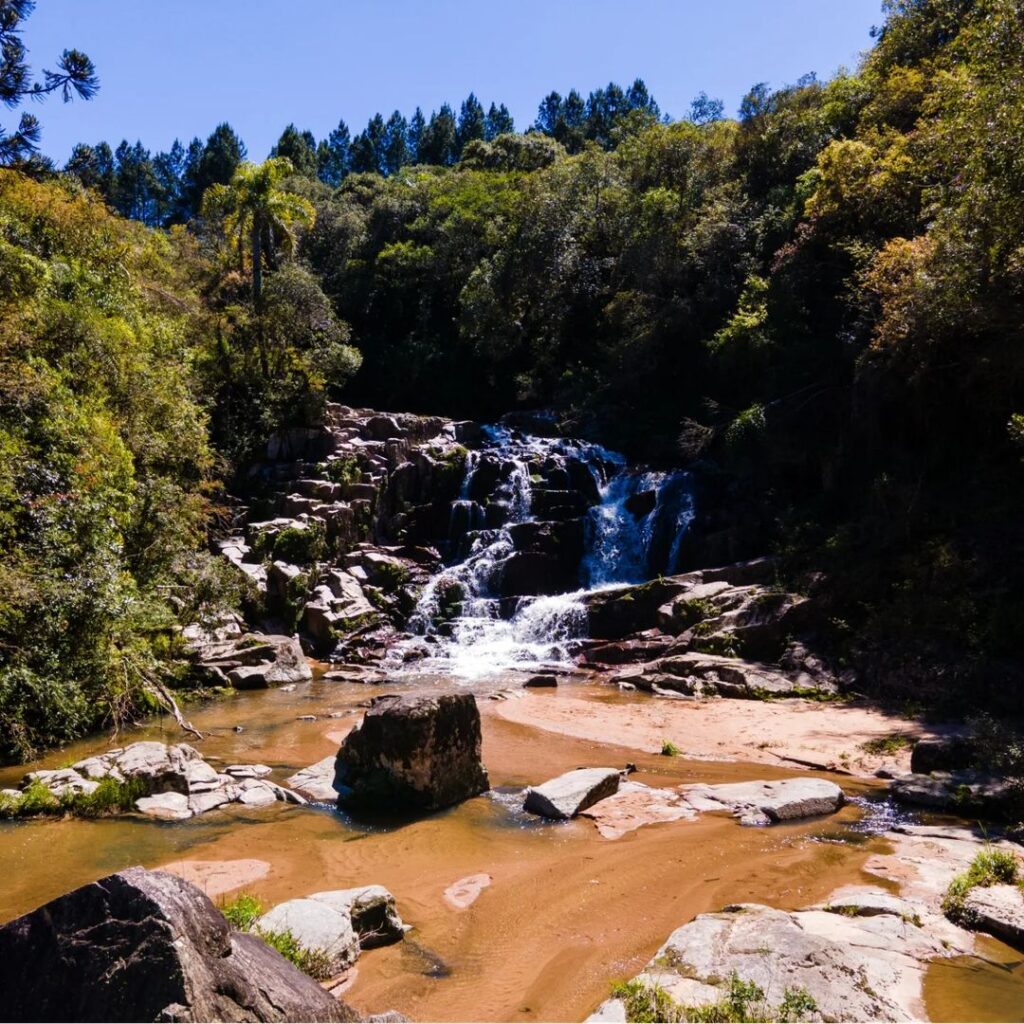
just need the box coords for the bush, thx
[661,740,681,757]
[256,927,333,981]
[221,892,264,931]
[271,522,326,565]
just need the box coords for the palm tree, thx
[202,157,315,308]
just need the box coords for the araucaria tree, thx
[0,0,98,163]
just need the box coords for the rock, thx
[136,791,193,820]
[583,579,689,639]
[681,778,844,825]
[820,886,919,919]
[443,873,492,909]
[288,756,339,802]
[523,673,558,688]
[524,767,621,820]
[227,635,312,688]
[256,898,361,974]
[579,781,696,839]
[0,867,357,1022]
[963,884,1024,945]
[307,887,405,949]
[910,736,976,774]
[334,693,489,813]
[890,770,1017,818]
[589,901,945,1022]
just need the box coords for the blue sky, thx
[25,1,883,163]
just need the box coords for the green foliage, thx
[860,733,912,755]
[0,775,150,819]
[256,927,333,981]
[321,457,361,486]
[612,973,818,1023]
[942,848,1020,925]
[661,740,681,757]
[271,523,326,566]
[221,892,264,931]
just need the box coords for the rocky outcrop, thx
[334,693,489,813]
[20,741,303,819]
[524,767,622,820]
[185,627,312,689]
[588,899,947,1023]
[680,778,844,826]
[0,867,358,1022]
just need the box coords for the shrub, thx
[256,927,333,980]
[272,523,326,565]
[221,892,264,931]
[661,740,681,757]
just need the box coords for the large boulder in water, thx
[0,866,358,1022]
[334,693,489,813]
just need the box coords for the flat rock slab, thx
[159,858,271,897]
[681,777,844,825]
[579,781,696,839]
[444,873,492,909]
[818,885,919,919]
[964,884,1024,946]
[524,767,621,820]
[588,901,946,1023]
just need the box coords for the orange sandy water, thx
[0,675,1019,1021]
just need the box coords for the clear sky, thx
[25,0,884,164]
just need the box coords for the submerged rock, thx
[680,778,844,826]
[0,867,357,1022]
[334,693,489,813]
[524,767,621,820]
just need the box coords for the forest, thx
[2,0,1023,760]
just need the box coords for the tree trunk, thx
[252,221,268,378]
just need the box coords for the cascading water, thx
[400,423,695,680]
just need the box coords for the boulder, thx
[524,767,621,820]
[0,867,357,1022]
[681,778,844,826]
[963,884,1024,945]
[287,756,339,802]
[523,674,558,688]
[890,770,1018,818]
[910,736,976,774]
[583,579,689,639]
[588,901,946,1022]
[307,886,405,949]
[334,693,489,813]
[256,898,361,974]
[225,635,311,689]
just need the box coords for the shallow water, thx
[1,676,1022,1022]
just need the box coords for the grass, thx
[860,733,912,756]
[661,740,681,757]
[942,848,1020,925]
[219,892,333,980]
[611,973,818,1023]
[0,776,151,820]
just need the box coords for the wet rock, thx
[0,866,357,1022]
[588,900,946,1022]
[288,756,339,802]
[583,579,689,639]
[523,673,558,688]
[335,693,489,813]
[962,884,1024,945]
[524,767,621,820]
[681,778,844,826]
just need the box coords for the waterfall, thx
[398,424,694,679]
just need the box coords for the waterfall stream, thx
[397,425,695,679]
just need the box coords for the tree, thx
[65,141,114,194]
[534,91,563,135]
[419,104,457,165]
[689,91,725,125]
[383,110,409,175]
[152,139,188,224]
[407,107,426,163]
[0,0,98,164]
[350,113,387,174]
[271,123,318,177]
[186,122,246,214]
[317,119,351,185]
[456,93,486,154]
[201,157,315,313]
[484,102,514,141]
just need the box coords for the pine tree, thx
[271,124,318,177]
[456,93,486,154]
[317,119,351,185]
[534,91,563,135]
[152,138,186,224]
[383,110,409,175]
[689,91,725,125]
[419,104,457,166]
[407,107,426,163]
[484,102,514,140]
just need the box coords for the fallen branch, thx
[147,679,203,740]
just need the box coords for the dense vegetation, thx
[2,0,1024,761]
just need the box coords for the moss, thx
[860,733,912,755]
[321,456,361,486]
[374,560,410,592]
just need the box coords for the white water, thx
[399,426,694,680]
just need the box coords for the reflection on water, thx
[925,934,1024,1023]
